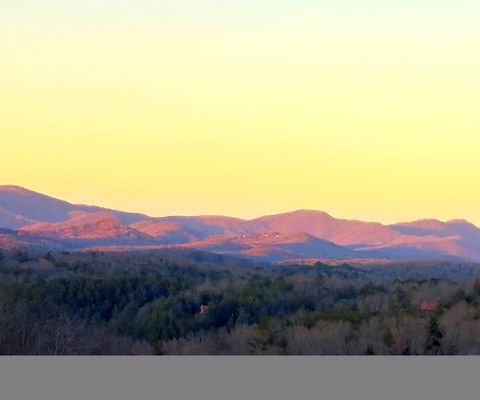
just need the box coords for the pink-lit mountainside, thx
[1,185,480,263]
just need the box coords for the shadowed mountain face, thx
[0,185,99,223]
[389,219,480,259]
[0,185,147,225]
[0,206,35,230]
[1,185,480,262]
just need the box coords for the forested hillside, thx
[1,248,480,355]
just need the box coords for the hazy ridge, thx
[2,185,480,262]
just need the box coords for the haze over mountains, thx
[1,185,480,262]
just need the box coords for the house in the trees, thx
[420,301,440,312]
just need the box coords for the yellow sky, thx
[1,2,480,223]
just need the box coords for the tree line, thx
[1,248,480,354]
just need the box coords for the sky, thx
[1,1,480,223]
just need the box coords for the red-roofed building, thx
[420,301,440,312]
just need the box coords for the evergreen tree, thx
[425,315,444,355]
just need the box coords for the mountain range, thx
[1,185,480,262]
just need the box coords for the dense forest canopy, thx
[1,248,480,355]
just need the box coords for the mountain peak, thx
[447,219,473,226]
[256,209,334,220]
[394,219,446,229]
[287,209,332,216]
[0,185,35,195]
[2,185,480,261]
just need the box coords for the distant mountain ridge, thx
[1,185,480,262]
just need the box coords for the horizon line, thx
[1,183,477,228]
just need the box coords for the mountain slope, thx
[0,206,36,230]
[390,219,480,259]
[18,211,154,247]
[2,185,480,261]
[177,231,356,262]
[0,185,147,228]
[250,210,407,246]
